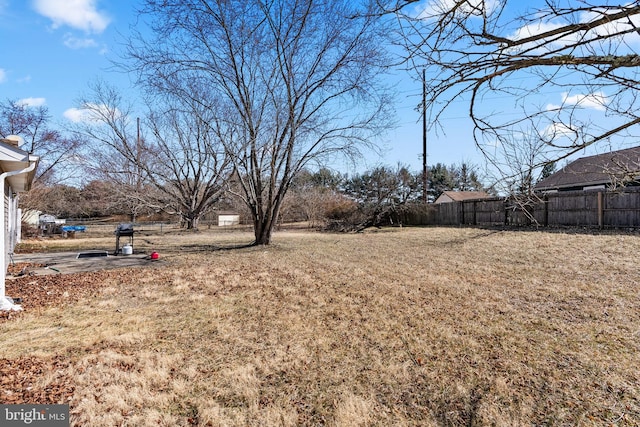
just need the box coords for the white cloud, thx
[0,68,6,83]
[511,5,640,53]
[64,103,118,123]
[512,22,564,43]
[33,0,111,33]
[543,122,577,141]
[547,92,609,112]
[64,107,92,123]
[563,92,609,111]
[578,7,640,46]
[17,97,47,107]
[541,122,580,147]
[63,33,98,49]
[546,92,609,111]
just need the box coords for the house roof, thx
[435,191,491,203]
[0,136,39,192]
[534,146,640,191]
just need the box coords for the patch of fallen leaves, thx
[1,270,126,321]
[6,262,46,276]
[0,355,74,404]
[1,269,136,406]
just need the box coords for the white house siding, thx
[3,186,9,261]
[8,193,19,250]
[16,208,22,244]
[0,136,39,311]
[2,189,21,255]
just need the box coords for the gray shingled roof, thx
[534,146,640,191]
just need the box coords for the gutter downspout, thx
[0,160,37,311]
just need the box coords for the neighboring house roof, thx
[534,146,640,192]
[434,191,491,204]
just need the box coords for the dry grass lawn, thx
[1,226,639,426]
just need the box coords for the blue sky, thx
[3,0,626,181]
[0,0,487,176]
[0,1,137,119]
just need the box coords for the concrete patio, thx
[8,251,164,277]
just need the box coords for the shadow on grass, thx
[177,243,257,253]
[438,228,504,246]
[475,224,640,236]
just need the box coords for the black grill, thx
[114,223,134,254]
[115,223,134,237]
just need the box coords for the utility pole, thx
[133,117,142,223]
[136,117,142,192]
[422,68,428,203]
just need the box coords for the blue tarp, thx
[61,225,86,232]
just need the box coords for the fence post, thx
[597,191,604,229]
[504,199,509,225]
[543,194,549,227]
[473,200,477,225]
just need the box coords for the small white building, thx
[0,135,39,311]
[218,213,240,226]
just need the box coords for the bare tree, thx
[0,100,82,215]
[125,0,394,244]
[72,83,150,221]
[74,81,230,228]
[467,116,559,198]
[146,106,231,229]
[0,100,81,184]
[484,127,555,223]
[392,1,640,190]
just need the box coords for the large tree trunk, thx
[252,199,283,245]
[253,217,274,245]
[186,217,199,230]
[182,213,200,230]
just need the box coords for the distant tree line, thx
[5,1,640,243]
[281,163,489,230]
[23,162,488,231]
[1,97,491,231]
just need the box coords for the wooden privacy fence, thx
[535,189,640,228]
[402,188,640,228]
